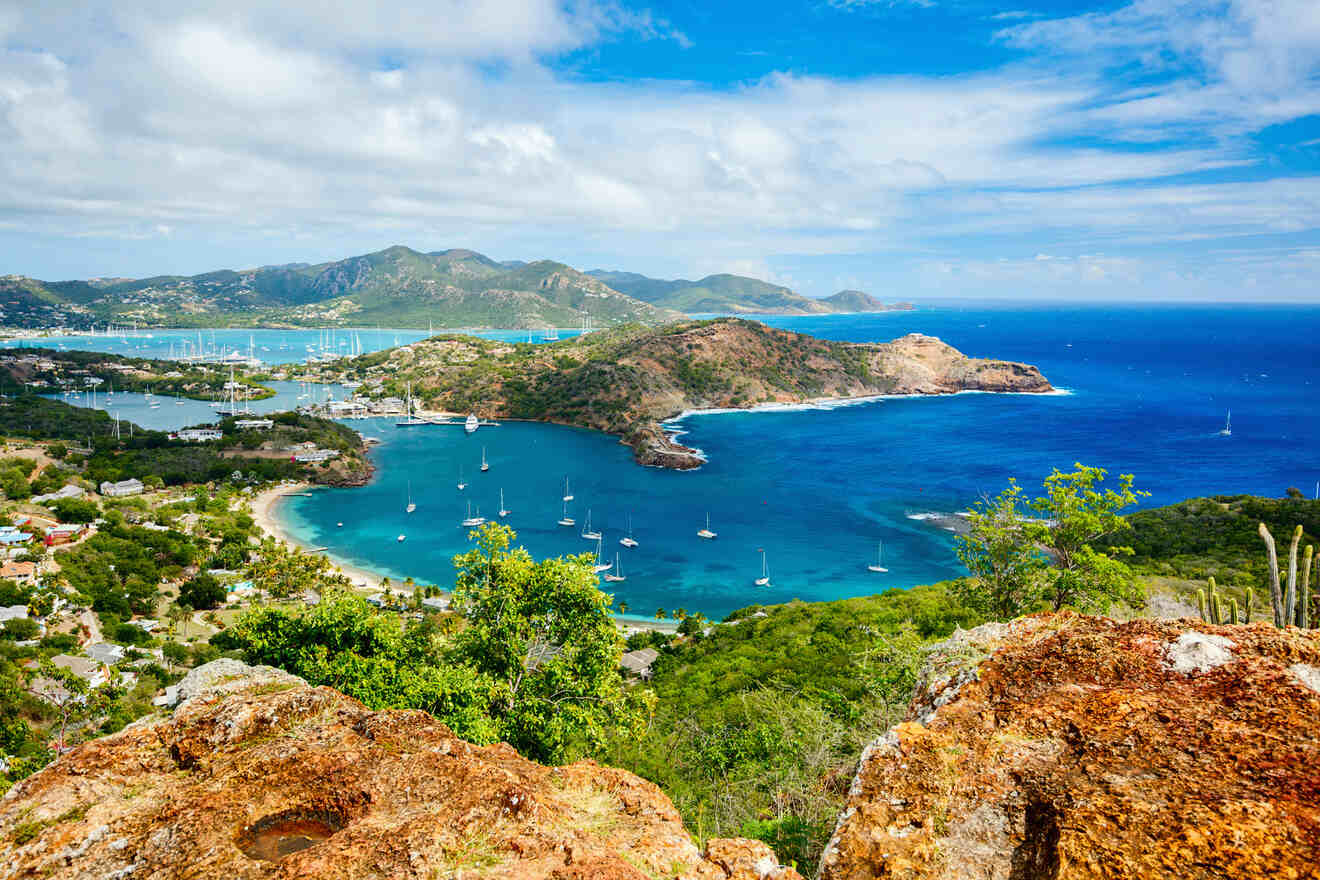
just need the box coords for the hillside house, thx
[100,478,144,497]
[0,561,36,584]
[174,427,223,442]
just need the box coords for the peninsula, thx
[304,318,1053,469]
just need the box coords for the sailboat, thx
[175,391,184,406]
[754,549,770,587]
[581,509,601,541]
[461,501,485,527]
[619,514,638,548]
[697,513,717,539]
[397,534,406,542]
[1218,409,1231,437]
[456,466,467,491]
[867,541,888,573]
[480,447,489,472]
[562,477,574,502]
[464,413,479,434]
[498,489,510,518]
[406,481,416,514]
[603,553,625,582]
[592,537,613,573]
[557,500,575,527]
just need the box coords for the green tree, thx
[32,659,116,753]
[450,524,653,763]
[230,589,498,744]
[1032,464,1146,611]
[954,479,1048,619]
[178,573,226,610]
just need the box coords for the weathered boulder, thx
[1,671,801,879]
[818,613,1320,880]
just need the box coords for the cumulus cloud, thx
[0,0,1317,299]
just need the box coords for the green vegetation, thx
[601,583,981,871]
[0,348,273,401]
[955,464,1145,617]
[227,524,650,764]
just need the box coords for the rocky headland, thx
[319,318,1054,470]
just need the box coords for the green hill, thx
[821,290,913,313]
[589,269,830,314]
[1,246,678,330]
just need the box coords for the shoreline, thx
[249,482,395,591]
[663,386,1072,424]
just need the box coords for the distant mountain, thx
[588,270,830,314]
[0,246,679,330]
[587,271,914,316]
[822,290,914,313]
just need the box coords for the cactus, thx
[1285,525,1302,626]
[1259,522,1283,627]
[1244,587,1253,623]
[1231,597,1240,625]
[1302,545,1315,628]
[1197,588,1207,622]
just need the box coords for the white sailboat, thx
[619,514,638,548]
[562,477,574,502]
[397,534,406,542]
[1218,409,1231,436]
[867,541,888,573]
[697,513,717,539]
[581,509,601,540]
[461,501,485,527]
[603,553,625,582]
[592,537,613,573]
[498,489,510,518]
[456,466,467,491]
[464,413,479,434]
[480,447,489,472]
[754,549,770,587]
[557,500,575,527]
[406,481,416,514]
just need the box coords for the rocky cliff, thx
[0,661,801,880]
[818,613,1320,880]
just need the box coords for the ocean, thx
[44,304,1320,620]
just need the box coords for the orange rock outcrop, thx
[1,674,801,880]
[819,613,1320,880]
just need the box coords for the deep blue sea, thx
[48,305,1320,620]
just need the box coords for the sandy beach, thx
[249,482,395,592]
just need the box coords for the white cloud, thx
[0,0,1317,298]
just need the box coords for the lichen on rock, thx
[819,613,1320,880]
[0,665,801,880]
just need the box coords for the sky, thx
[1,0,1320,300]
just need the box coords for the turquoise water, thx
[46,381,353,432]
[42,305,1320,620]
[4,327,582,366]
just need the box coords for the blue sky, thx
[2,0,1320,300]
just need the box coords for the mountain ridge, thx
[588,269,912,315]
[0,246,680,331]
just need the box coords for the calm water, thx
[4,327,582,366]
[46,381,353,432]
[48,305,1320,619]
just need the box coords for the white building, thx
[234,419,274,429]
[175,427,223,442]
[100,478,144,497]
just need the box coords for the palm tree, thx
[654,608,666,620]
[618,601,629,615]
